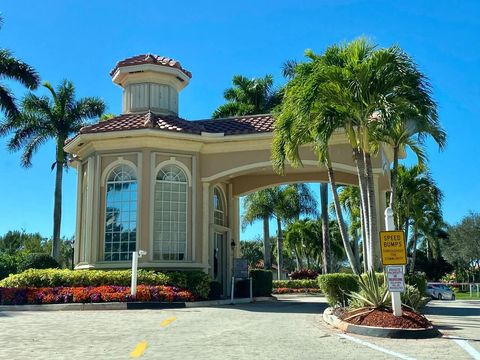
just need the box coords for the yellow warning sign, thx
[380,231,407,265]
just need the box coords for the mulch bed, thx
[337,307,432,329]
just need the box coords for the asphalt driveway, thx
[0,296,479,359]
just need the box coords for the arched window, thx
[213,188,226,226]
[153,164,188,261]
[104,165,137,261]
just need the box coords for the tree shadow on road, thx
[222,298,329,314]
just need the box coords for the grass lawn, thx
[454,292,480,300]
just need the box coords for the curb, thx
[0,296,275,311]
[323,307,441,339]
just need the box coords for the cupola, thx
[110,54,192,116]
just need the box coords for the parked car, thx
[427,283,455,300]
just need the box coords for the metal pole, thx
[385,207,402,317]
[131,251,138,296]
[231,277,235,304]
[249,277,253,302]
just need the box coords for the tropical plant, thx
[240,239,264,268]
[349,270,390,310]
[212,75,281,118]
[0,81,105,260]
[394,165,443,273]
[0,15,40,119]
[242,185,317,278]
[378,114,445,209]
[272,37,438,272]
[320,183,330,273]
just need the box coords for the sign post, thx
[382,207,406,317]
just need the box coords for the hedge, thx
[317,273,359,306]
[250,269,272,297]
[0,269,211,299]
[273,279,319,289]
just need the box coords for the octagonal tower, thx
[110,54,192,116]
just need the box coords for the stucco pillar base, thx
[74,263,96,270]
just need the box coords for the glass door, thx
[213,231,227,295]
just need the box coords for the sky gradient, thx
[0,1,479,240]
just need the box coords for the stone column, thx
[202,182,211,273]
[84,156,95,266]
[74,161,83,265]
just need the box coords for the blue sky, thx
[0,1,479,240]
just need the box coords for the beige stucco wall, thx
[67,129,391,272]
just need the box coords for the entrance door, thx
[213,231,227,295]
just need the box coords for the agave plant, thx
[348,270,391,310]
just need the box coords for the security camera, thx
[138,250,147,257]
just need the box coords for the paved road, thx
[0,296,479,359]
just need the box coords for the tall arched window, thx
[153,164,188,261]
[104,165,137,261]
[213,187,226,226]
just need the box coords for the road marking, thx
[130,341,148,358]
[160,316,177,328]
[449,338,480,360]
[338,334,416,360]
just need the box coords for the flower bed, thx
[273,287,321,294]
[0,285,195,305]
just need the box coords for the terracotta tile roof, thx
[197,114,275,135]
[78,112,202,136]
[75,112,275,139]
[110,54,192,78]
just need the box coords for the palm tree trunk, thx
[389,146,399,208]
[364,152,380,271]
[293,246,301,270]
[51,142,64,261]
[327,164,359,274]
[263,217,271,269]
[276,218,284,280]
[320,183,330,274]
[360,205,368,273]
[353,148,371,269]
[410,224,418,274]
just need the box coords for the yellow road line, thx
[130,340,148,358]
[160,316,177,328]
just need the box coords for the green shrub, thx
[405,272,427,296]
[0,254,19,280]
[0,268,211,298]
[19,253,59,272]
[273,279,318,289]
[317,273,358,307]
[184,271,211,300]
[250,269,272,297]
[401,284,423,311]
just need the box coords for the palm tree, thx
[377,115,446,209]
[320,183,330,274]
[212,75,281,118]
[284,219,323,269]
[394,164,443,273]
[243,189,275,270]
[337,185,364,271]
[0,15,40,119]
[242,184,317,278]
[272,38,437,271]
[0,80,105,260]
